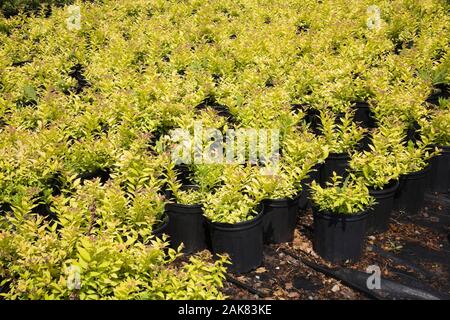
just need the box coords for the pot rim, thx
[207,204,264,231]
[312,206,370,221]
[165,202,203,210]
[401,164,431,179]
[327,152,351,159]
[352,100,370,108]
[369,180,400,196]
[262,193,301,205]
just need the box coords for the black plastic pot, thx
[353,101,376,129]
[403,121,421,146]
[165,202,209,254]
[395,166,431,215]
[312,207,370,263]
[357,131,374,152]
[152,214,169,239]
[262,194,300,244]
[0,277,9,295]
[426,84,450,105]
[207,206,264,274]
[77,168,111,183]
[429,146,450,193]
[299,163,322,210]
[292,104,321,135]
[334,112,345,125]
[367,180,399,234]
[306,108,322,135]
[173,164,193,185]
[320,153,350,186]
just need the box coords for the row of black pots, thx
[311,146,450,263]
[152,146,449,269]
[298,101,377,135]
[155,203,265,274]
[312,166,426,263]
[153,194,303,274]
[318,150,443,216]
[394,145,450,215]
[312,180,399,263]
[317,153,429,226]
[308,150,446,263]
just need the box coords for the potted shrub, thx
[349,73,377,129]
[282,128,329,209]
[418,61,450,106]
[203,166,263,273]
[111,149,169,239]
[423,109,450,193]
[66,137,116,184]
[319,109,365,185]
[310,174,375,263]
[349,125,404,234]
[372,82,429,146]
[164,163,223,254]
[394,138,438,215]
[353,100,376,129]
[247,164,301,244]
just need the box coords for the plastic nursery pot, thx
[312,207,370,263]
[395,165,431,215]
[292,104,321,135]
[262,194,300,244]
[357,132,373,152]
[152,214,170,239]
[207,206,264,274]
[320,153,350,186]
[299,163,322,210]
[367,180,400,234]
[426,84,450,105]
[403,121,421,146]
[165,202,209,254]
[353,101,376,129]
[305,108,322,135]
[173,164,193,185]
[429,146,450,193]
[77,168,111,183]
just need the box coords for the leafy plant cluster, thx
[350,123,404,189]
[0,0,449,299]
[0,0,76,18]
[0,218,229,299]
[310,174,375,215]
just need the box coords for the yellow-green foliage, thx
[0,0,449,299]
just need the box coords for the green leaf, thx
[78,247,91,263]
[23,84,37,101]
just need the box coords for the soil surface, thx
[222,192,450,300]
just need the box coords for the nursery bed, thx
[222,192,450,300]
